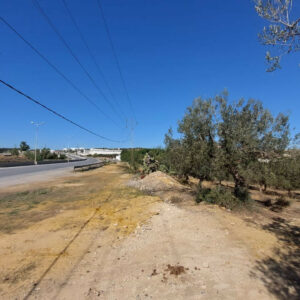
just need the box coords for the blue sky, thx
[0,0,299,149]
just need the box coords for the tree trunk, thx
[232,171,249,201]
[263,183,267,192]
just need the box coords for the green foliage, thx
[218,94,289,198]
[142,153,159,174]
[24,150,34,160]
[40,148,59,160]
[270,154,300,192]
[19,141,30,151]
[10,148,19,156]
[165,91,293,203]
[59,153,66,159]
[24,148,62,161]
[196,185,241,209]
[255,0,300,71]
[164,96,223,182]
[233,185,250,202]
[121,148,167,172]
[195,187,211,203]
[158,164,168,173]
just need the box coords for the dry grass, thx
[0,155,30,162]
[0,164,161,299]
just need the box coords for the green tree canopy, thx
[255,0,300,71]
[165,91,291,201]
[19,141,30,151]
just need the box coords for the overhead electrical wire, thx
[0,16,121,129]
[32,0,125,124]
[61,0,127,121]
[0,79,125,143]
[96,0,137,123]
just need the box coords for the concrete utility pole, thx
[67,135,73,163]
[128,119,137,170]
[30,121,44,165]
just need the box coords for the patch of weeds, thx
[18,191,30,196]
[8,209,19,216]
[195,187,211,204]
[36,189,49,195]
[0,188,52,214]
[119,187,146,198]
[196,185,250,209]
[234,185,250,202]
[31,200,41,205]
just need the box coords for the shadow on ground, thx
[251,217,300,300]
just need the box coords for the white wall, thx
[84,148,122,161]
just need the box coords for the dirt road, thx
[0,164,298,299]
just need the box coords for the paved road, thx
[0,157,99,188]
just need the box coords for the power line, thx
[0,79,125,143]
[61,0,127,121]
[96,0,137,123]
[32,0,125,124]
[0,16,121,129]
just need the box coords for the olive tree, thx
[218,95,290,200]
[164,129,191,180]
[255,0,300,71]
[165,98,220,183]
[270,153,300,195]
[19,141,30,152]
[165,91,291,203]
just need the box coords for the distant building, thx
[0,152,12,156]
[83,148,122,161]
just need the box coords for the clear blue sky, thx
[0,0,299,149]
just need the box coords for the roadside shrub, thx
[159,164,168,173]
[142,153,159,174]
[196,185,243,209]
[195,186,211,203]
[10,148,19,156]
[24,150,34,160]
[121,148,168,172]
[234,185,250,202]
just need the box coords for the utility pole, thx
[67,135,73,163]
[128,119,137,170]
[67,140,70,163]
[30,121,44,165]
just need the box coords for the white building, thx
[83,148,122,161]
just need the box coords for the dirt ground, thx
[0,155,30,162]
[0,164,299,299]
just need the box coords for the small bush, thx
[196,186,242,209]
[195,186,211,203]
[10,148,19,156]
[159,164,168,173]
[142,153,159,174]
[234,185,250,202]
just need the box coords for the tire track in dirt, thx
[24,194,113,300]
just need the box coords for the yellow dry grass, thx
[0,164,160,299]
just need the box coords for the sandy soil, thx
[0,164,299,299]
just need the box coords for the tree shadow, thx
[251,217,300,299]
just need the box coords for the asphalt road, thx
[0,157,99,187]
